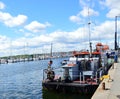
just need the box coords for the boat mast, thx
[50,43,52,60]
[47,43,53,70]
[88,8,92,57]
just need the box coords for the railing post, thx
[96,72,97,83]
[80,72,81,83]
[43,69,44,80]
[83,73,85,82]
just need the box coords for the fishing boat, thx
[42,43,114,94]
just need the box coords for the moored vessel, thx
[42,43,114,94]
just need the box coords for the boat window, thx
[78,55,82,58]
[77,54,89,58]
[92,54,100,58]
[84,55,89,58]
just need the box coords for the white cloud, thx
[79,0,95,8]
[36,34,53,43]
[24,21,51,33]
[24,32,34,37]
[79,0,87,7]
[106,9,120,18]
[79,7,99,17]
[0,19,118,56]
[0,12,11,20]
[92,21,115,39]
[105,0,120,9]
[102,0,120,18]
[69,7,99,24]
[69,15,81,24]
[0,35,10,50]
[0,11,27,27]
[0,0,118,56]
[0,2,5,9]
[5,15,27,27]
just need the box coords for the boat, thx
[42,43,114,94]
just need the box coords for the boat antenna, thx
[88,8,92,57]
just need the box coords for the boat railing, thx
[43,67,64,80]
[43,67,106,83]
[79,71,99,83]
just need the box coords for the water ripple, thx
[0,58,67,99]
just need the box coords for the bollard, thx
[102,82,105,90]
[112,63,114,69]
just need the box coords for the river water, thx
[0,58,92,99]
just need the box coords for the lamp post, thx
[118,35,120,49]
[115,16,120,50]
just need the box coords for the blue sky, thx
[0,0,120,56]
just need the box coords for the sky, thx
[0,0,120,57]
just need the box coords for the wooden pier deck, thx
[92,60,120,99]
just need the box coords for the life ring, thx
[47,70,55,81]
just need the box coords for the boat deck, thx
[42,81,98,87]
[92,60,120,99]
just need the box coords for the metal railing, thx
[43,67,107,84]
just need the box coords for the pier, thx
[92,59,120,99]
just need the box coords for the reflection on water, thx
[42,89,92,99]
[0,61,44,98]
[0,58,92,99]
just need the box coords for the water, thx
[0,58,92,99]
